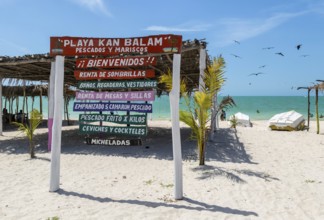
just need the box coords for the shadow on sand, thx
[0,125,256,164]
[207,127,256,164]
[55,188,258,217]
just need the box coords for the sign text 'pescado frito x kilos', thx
[50,34,182,56]
[79,114,146,125]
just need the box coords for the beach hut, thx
[268,110,305,131]
[229,112,252,127]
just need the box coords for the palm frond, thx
[218,95,236,112]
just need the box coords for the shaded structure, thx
[0,39,208,94]
[0,39,208,134]
[298,80,324,134]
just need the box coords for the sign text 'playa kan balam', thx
[50,34,182,56]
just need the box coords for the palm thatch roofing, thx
[0,39,208,95]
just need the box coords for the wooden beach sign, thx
[49,34,183,200]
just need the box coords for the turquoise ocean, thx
[2,96,324,121]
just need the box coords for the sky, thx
[1,0,324,96]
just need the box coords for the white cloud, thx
[213,11,308,47]
[0,38,30,55]
[71,0,112,16]
[145,24,210,32]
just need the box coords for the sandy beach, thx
[1,120,324,220]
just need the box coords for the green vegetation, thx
[159,56,235,165]
[12,109,43,158]
[46,217,59,220]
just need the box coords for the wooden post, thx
[307,88,310,131]
[0,76,3,135]
[315,87,320,134]
[170,54,183,200]
[22,80,26,124]
[198,49,206,92]
[49,56,65,192]
[39,87,43,115]
[48,62,55,151]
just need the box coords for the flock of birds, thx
[229,40,309,87]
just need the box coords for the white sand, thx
[1,120,324,219]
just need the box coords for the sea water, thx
[2,95,324,121]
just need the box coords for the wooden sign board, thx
[75,56,156,69]
[73,102,152,113]
[75,91,155,101]
[85,138,142,146]
[77,80,157,89]
[80,124,147,136]
[74,69,155,80]
[79,114,146,125]
[50,34,182,56]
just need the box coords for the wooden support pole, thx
[48,62,55,151]
[315,87,320,134]
[307,88,310,131]
[49,56,65,192]
[170,54,183,200]
[198,49,206,92]
[22,80,26,124]
[0,76,3,135]
[40,87,43,115]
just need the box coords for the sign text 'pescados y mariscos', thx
[50,35,182,56]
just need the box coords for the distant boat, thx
[229,112,252,127]
[268,110,305,131]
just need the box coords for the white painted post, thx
[170,54,183,200]
[215,95,219,130]
[0,76,3,136]
[198,49,206,92]
[48,62,55,151]
[49,56,65,192]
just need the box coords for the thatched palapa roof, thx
[0,39,208,95]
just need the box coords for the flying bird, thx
[262,47,274,50]
[234,40,240,44]
[231,54,241,58]
[275,52,284,56]
[296,44,302,50]
[301,54,309,57]
[259,65,266,68]
[249,72,265,76]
